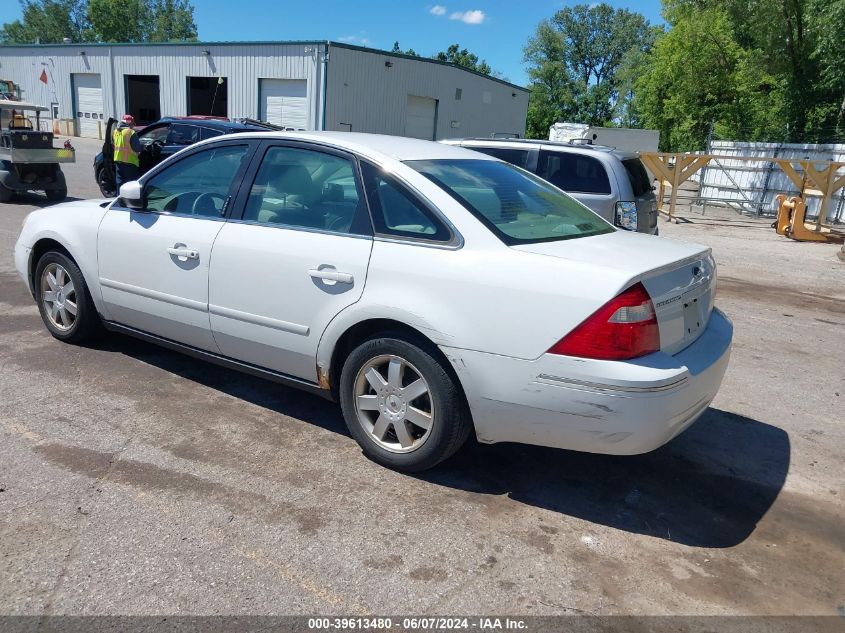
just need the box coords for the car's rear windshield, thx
[622,158,652,197]
[405,159,614,245]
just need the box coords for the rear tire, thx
[45,187,67,202]
[34,251,100,344]
[96,167,115,197]
[0,182,13,202]
[339,334,471,472]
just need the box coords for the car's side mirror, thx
[119,180,145,210]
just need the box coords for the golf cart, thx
[0,99,74,202]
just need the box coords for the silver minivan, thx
[441,138,659,234]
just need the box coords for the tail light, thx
[548,282,660,360]
[615,201,638,231]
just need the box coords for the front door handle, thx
[167,245,199,260]
[308,269,354,284]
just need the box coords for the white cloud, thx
[338,35,372,46]
[430,5,447,15]
[449,9,486,24]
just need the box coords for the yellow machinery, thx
[774,193,791,235]
[774,195,844,243]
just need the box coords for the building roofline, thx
[327,42,528,92]
[0,38,528,93]
[0,39,327,49]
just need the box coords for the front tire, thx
[34,251,100,344]
[339,334,471,471]
[45,187,67,202]
[96,167,115,197]
[0,181,13,202]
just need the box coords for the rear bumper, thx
[443,309,732,455]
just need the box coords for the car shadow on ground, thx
[9,193,84,208]
[91,332,351,437]
[417,409,790,548]
[94,332,790,550]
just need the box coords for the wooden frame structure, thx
[639,152,845,232]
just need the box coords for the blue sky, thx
[6,0,665,86]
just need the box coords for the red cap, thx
[121,114,135,125]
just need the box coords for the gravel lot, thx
[0,136,843,617]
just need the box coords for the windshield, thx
[406,159,614,245]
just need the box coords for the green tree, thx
[1,0,197,44]
[87,0,150,42]
[434,44,492,75]
[523,20,577,138]
[812,0,845,134]
[391,41,419,57]
[613,26,662,128]
[652,0,845,144]
[729,0,813,139]
[0,0,89,44]
[149,0,197,42]
[523,3,654,138]
[635,9,748,150]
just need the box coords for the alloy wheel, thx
[40,263,77,332]
[354,354,434,453]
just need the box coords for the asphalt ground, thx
[0,136,843,618]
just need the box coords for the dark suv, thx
[94,116,275,197]
[441,138,659,234]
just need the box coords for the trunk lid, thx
[512,231,716,355]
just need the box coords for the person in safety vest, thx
[113,114,142,190]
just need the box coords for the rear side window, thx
[538,151,611,194]
[242,146,370,235]
[623,158,652,197]
[467,146,531,169]
[360,162,451,242]
[167,124,200,146]
[200,127,224,141]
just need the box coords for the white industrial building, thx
[0,40,528,140]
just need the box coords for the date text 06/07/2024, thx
[307,617,529,630]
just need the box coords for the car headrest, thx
[266,163,314,204]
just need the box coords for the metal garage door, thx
[405,95,437,140]
[73,73,103,138]
[260,79,308,130]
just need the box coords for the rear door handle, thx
[167,246,199,260]
[308,269,354,284]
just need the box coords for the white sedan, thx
[14,132,732,471]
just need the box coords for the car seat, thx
[246,163,319,227]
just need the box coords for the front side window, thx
[144,144,250,216]
[242,146,370,235]
[167,123,200,146]
[407,159,614,245]
[360,162,451,241]
[139,124,169,145]
[538,151,611,195]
